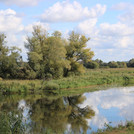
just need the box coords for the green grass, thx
[0,68,134,94]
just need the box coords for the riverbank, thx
[0,68,134,94]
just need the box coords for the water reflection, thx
[1,86,134,133]
[0,94,95,134]
[0,97,25,134]
[29,95,95,134]
[81,86,134,132]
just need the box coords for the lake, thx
[0,86,134,133]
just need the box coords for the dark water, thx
[0,86,134,134]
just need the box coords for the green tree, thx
[127,59,134,67]
[84,61,99,69]
[0,34,9,78]
[44,33,70,79]
[25,25,48,78]
[108,61,119,68]
[65,31,94,76]
[25,26,70,79]
[117,61,127,68]
[0,34,23,79]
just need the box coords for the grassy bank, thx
[0,68,134,94]
[93,121,134,134]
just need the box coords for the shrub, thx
[42,82,59,90]
[108,61,119,68]
[127,58,134,67]
[84,61,99,69]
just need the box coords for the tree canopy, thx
[25,26,94,79]
[65,31,94,76]
[1,25,133,80]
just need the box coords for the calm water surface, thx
[0,86,134,133]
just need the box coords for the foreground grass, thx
[93,121,134,134]
[0,68,134,94]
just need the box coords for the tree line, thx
[0,25,94,79]
[0,25,134,79]
[84,59,134,69]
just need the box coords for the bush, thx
[42,82,59,90]
[0,77,2,81]
[117,61,127,68]
[84,61,99,69]
[108,61,119,68]
[127,58,134,67]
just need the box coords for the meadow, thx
[0,68,134,95]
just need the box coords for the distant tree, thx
[95,59,103,67]
[117,61,127,68]
[127,58,134,67]
[65,31,94,76]
[101,62,109,68]
[108,61,119,68]
[84,61,99,69]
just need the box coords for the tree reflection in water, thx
[0,97,25,134]
[0,94,95,134]
[29,94,95,134]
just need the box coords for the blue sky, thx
[0,0,134,62]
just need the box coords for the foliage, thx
[0,68,134,94]
[84,61,99,69]
[117,61,127,68]
[127,58,134,67]
[0,33,36,79]
[0,111,25,134]
[42,81,59,90]
[108,61,119,68]
[84,59,128,69]
[65,31,94,76]
[25,26,70,79]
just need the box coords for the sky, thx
[0,0,134,62]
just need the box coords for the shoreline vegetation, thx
[0,68,134,95]
[93,121,134,134]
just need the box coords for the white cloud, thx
[75,3,134,61]
[0,8,26,53]
[112,2,134,11]
[0,9,24,34]
[41,1,106,22]
[80,87,134,129]
[112,3,134,25]
[76,18,98,35]
[99,22,134,36]
[0,0,41,7]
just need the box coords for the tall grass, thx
[0,68,134,94]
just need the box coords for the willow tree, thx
[25,26,70,79]
[0,34,8,77]
[65,31,94,76]
[0,34,22,78]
